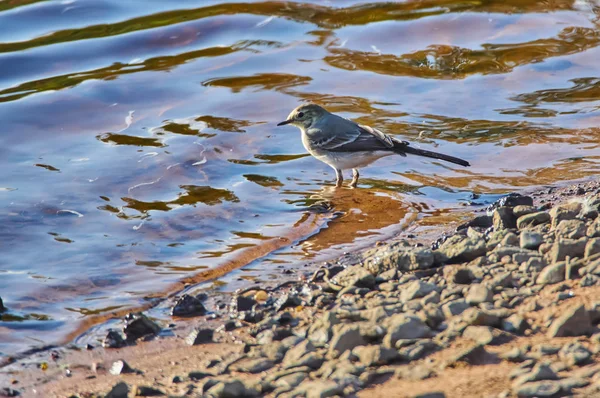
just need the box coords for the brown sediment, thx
[62,211,325,344]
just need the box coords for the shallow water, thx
[2,0,600,356]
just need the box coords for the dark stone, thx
[171,294,207,317]
[274,294,302,312]
[240,309,264,323]
[0,388,20,397]
[233,296,256,312]
[172,375,183,383]
[105,382,129,398]
[493,207,516,230]
[457,215,492,231]
[123,313,160,342]
[186,328,214,345]
[196,293,208,301]
[0,297,5,312]
[452,269,475,285]
[135,386,165,396]
[102,329,127,349]
[487,193,533,213]
[188,371,213,380]
[224,321,237,331]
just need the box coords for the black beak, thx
[277,120,292,126]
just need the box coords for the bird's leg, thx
[349,168,359,188]
[335,169,343,187]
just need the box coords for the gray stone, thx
[500,347,528,363]
[520,231,544,250]
[524,257,546,272]
[299,380,343,398]
[442,299,470,318]
[559,377,589,393]
[353,345,400,367]
[513,205,537,218]
[363,244,434,274]
[547,304,592,337]
[400,280,438,302]
[328,325,367,358]
[395,364,435,380]
[555,219,586,239]
[513,363,557,387]
[446,344,488,366]
[514,380,560,397]
[501,232,520,247]
[465,284,493,305]
[384,314,430,347]
[206,380,253,398]
[588,218,600,237]
[463,326,511,345]
[531,344,561,357]
[273,371,307,389]
[283,339,315,366]
[546,238,587,263]
[418,304,445,329]
[308,312,340,344]
[435,235,486,264]
[549,202,582,228]
[517,212,550,230]
[330,266,375,289]
[536,262,566,285]
[580,274,599,287]
[502,314,529,335]
[490,272,514,288]
[462,308,502,327]
[230,357,274,373]
[494,207,516,230]
[585,238,600,258]
[558,341,592,366]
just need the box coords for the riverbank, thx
[5,178,600,398]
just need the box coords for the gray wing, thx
[309,123,406,153]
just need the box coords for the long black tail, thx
[398,143,470,167]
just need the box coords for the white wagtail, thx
[277,104,470,188]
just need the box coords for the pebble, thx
[514,380,560,397]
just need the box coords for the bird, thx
[277,104,470,188]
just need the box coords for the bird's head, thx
[277,103,327,130]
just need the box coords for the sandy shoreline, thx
[4,178,600,398]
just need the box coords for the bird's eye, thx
[297,112,304,118]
